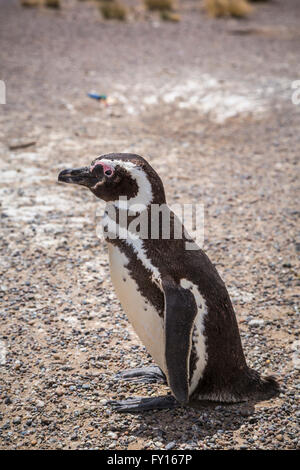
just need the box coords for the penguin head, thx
[58,153,166,207]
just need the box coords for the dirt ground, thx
[0,0,299,450]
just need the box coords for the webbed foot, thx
[114,366,166,384]
[108,395,179,413]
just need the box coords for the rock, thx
[14,360,21,370]
[35,400,45,408]
[249,319,265,327]
[56,387,64,396]
[239,408,252,417]
[165,441,176,450]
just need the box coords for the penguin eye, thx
[105,169,114,177]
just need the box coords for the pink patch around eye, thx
[90,161,114,176]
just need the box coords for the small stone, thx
[276,434,283,441]
[282,262,292,268]
[41,418,52,425]
[240,408,252,417]
[165,441,176,450]
[35,400,45,408]
[249,319,264,327]
[13,416,21,425]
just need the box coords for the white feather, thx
[180,278,208,394]
[108,245,166,373]
[102,211,161,281]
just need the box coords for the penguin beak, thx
[58,167,97,188]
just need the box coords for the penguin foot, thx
[114,366,166,384]
[108,395,179,413]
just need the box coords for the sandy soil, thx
[0,0,299,450]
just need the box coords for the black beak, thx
[58,167,97,187]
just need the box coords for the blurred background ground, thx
[0,0,299,450]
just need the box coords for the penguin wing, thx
[162,278,198,404]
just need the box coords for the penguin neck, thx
[107,170,166,214]
[103,195,170,244]
[102,198,186,253]
[103,175,167,242]
[112,181,166,212]
[104,203,153,233]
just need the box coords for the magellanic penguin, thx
[58,153,279,412]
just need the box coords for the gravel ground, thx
[0,0,299,450]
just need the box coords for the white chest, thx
[108,244,167,373]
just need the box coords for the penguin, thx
[58,153,279,412]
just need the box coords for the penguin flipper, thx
[163,278,198,405]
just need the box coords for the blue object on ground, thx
[88,92,107,101]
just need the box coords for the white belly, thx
[108,244,167,373]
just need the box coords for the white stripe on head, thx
[100,159,153,211]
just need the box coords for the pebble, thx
[239,408,252,417]
[35,400,45,408]
[248,319,265,327]
[165,441,176,450]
